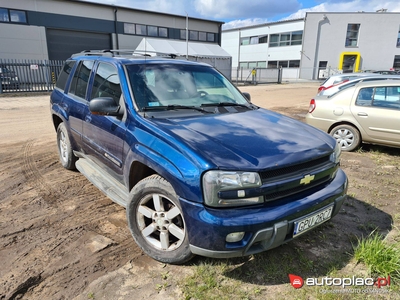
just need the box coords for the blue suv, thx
[50,50,348,264]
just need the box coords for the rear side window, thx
[69,60,94,99]
[56,61,76,90]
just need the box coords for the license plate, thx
[293,205,333,236]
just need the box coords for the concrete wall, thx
[0,23,48,60]
[301,12,400,79]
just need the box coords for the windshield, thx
[126,63,250,111]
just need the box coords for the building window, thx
[279,33,291,46]
[180,29,187,39]
[207,33,215,42]
[269,31,303,47]
[278,61,288,68]
[397,27,400,47]
[250,36,259,44]
[124,23,135,34]
[147,25,158,37]
[159,27,168,37]
[291,31,303,45]
[268,61,278,68]
[239,62,248,68]
[240,37,250,45]
[289,60,300,68]
[199,31,207,41]
[257,61,266,68]
[259,35,268,44]
[135,24,147,35]
[0,8,27,23]
[0,8,9,22]
[269,34,280,47]
[240,34,269,45]
[345,24,360,47]
[393,55,400,70]
[189,30,199,40]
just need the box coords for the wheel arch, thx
[328,121,362,140]
[128,161,157,192]
[52,114,63,132]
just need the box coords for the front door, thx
[352,86,400,145]
[82,62,126,176]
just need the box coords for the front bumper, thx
[180,169,348,258]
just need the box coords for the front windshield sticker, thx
[148,102,160,106]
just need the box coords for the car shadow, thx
[190,196,393,286]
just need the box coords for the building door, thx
[47,29,111,60]
[339,52,361,73]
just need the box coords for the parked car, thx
[318,72,377,93]
[50,50,348,264]
[307,80,400,151]
[318,75,400,96]
[372,70,398,75]
[0,66,19,90]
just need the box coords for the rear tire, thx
[57,123,77,170]
[126,175,194,264]
[330,124,360,152]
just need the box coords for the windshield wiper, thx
[201,102,254,109]
[143,105,213,114]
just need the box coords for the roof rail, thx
[72,50,113,57]
[71,49,180,59]
[110,49,179,58]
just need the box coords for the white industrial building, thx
[222,11,400,80]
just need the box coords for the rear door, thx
[351,85,400,145]
[64,60,94,148]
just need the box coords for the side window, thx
[91,63,122,104]
[356,87,373,106]
[372,86,400,110]
[69,60,94,99]
[56,60,76,90]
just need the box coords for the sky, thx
[83,0,400,29]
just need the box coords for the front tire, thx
[126,175,194,264]
[57,123,77,170]
[330,124,361,152]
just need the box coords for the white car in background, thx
[318,72,378,93]
[318,75,400,96]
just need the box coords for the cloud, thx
[222,18,270,30]
[193,0,301,19]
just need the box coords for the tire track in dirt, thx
[1,139,140,299]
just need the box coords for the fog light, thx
[226,232,245,243]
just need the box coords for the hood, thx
[150,109,336,170]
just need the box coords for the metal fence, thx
[0,59,64,94]
[231,67,282,85]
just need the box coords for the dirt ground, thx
[0,82,399,299]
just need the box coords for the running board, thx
[75,157,129,208]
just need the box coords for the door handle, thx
[85,115,92,123]
[357,112,368,117]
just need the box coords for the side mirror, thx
[89,97,121,116]
[242,92,251,101]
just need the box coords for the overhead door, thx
[47,29,111,60]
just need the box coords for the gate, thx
[0,59,64,94]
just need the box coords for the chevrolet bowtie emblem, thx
[300,174,315,185]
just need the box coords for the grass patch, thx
[353,231,400,283]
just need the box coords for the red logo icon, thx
[289,274,304,289]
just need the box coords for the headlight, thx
[330,142,341,164]
[202,171,263,207]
